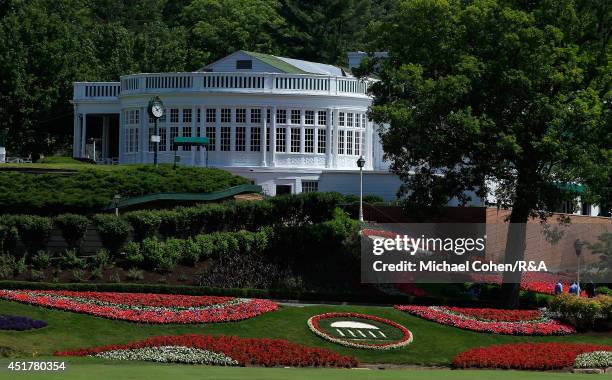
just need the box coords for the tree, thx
[368,0,611,306]
[181,0,286,69]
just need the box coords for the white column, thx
[140,107,148,163]
[191,106,197,165]
[102,116,109,159]
[365,118,373,170]
[80,113,87,158]
[325,108,332,168]
[199,106,206,165]
[332,108,339,168]
[73,110,80,157]
[299,109,305,154]
[118,110,124,163]
[270,106,276,167]
[230,107,236,151]
[261,107,267,166]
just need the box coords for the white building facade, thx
[72,51,401,198]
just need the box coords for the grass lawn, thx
[0,359,604,380]
[1,300,611,366]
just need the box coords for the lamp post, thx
[574,238,584,297]
[112,194,122,217]
[356,156,366,222]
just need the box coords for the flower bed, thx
[307,312,413,350]
[0,314,47,331]
[575,351,612,369]
[0,290,277,324]
[93,346,238,366]
[55,334,359,368]
[452,343,612,370]
[395,305,575,335]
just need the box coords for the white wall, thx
[319,171,402,201]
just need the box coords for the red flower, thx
[0,290,277,324]
[452,343,612,370]
[395,305,575,335]
[54,334,359,368]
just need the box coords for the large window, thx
[291,109,301,124]
[221,108,231,123]
[183,109,192,123]
[302,180,318,193]
[276,127,286,152]
[220,126,230,151]
[347,113,354,128]
[236,126,245,151]
[305,128,314,153]
[170,108,179,123]
[206,126,216,151]
[276,109,287,124]
[251,127,261,151]
[339,112,345,127]
[159,127,167,151]
[236,108,246,123]
[355,131,361,156]
[291,128,300,152]
[251,109,261,123]
[305,110,314,125]
[206,108,216,123]
[346,130,353,155]
[317,111,326,126]
[338,130,345,155]
[317,129,326,154]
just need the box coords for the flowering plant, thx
[0,290,277,324]
[307,312,413,350]
[55,334,359,368]
[453,343,612,370]
[574,351,612,368]
[395,305,575,335]
[93,346,238,366]
[0,314,47,331]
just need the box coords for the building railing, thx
[74,72,370,101]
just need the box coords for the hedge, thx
[0,165,250,215]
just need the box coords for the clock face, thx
[151,102,164,118]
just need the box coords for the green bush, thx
[71,269,86,282]
[59,249,85,269]
[124,242,144,266]
[0,224,19,255]
[0,254,17,279]
[125,211,161,240]
[0,165,250,215]
[91,249,111,268]
[126,268,144,281]
[596,286,612,296]
[55,213,89,249]
[549,293,602,330]
[31,250,53,269]
[93,214,130,254]
[13,215,54,253]
[29,269,45,282]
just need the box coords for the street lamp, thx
[574,238,584,296]
[112,194,122,217]
[356,156,366,222]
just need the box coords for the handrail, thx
[103,184,263,210]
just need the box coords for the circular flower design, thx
[307,312,413,350]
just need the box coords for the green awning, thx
[554,182,586,194]
[173,137,209,146]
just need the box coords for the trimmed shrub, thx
[55,213,89,249]
[91,249,111,269]
[124,242,144,267]
[93,214,130,254]
[125,211,161,240]
[59,249,86,269]
[14,215,54,253]
[549,294,602,330]
[596,286,612,296]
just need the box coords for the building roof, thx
[203,50,352,77]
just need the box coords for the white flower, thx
[93,346,238,366]
[575,351,612,368]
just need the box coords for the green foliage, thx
[91,249,111,269]
[589,232,612,272]
[0,224,19,255]
[341,194,385,204]
[59,249,85,269]
[0,254,17,279]
[54,213,89,249]
[124,242,144,267]
[549,294,602,330]
[93,214,130,254]
[126,268,144,281]
[31,250,53,270]
[596,286,612,296]
[0,165,249,215]
[29,269,45,282]
[125,210,161,240]
[71,269,86,283]
[13,215,54,253]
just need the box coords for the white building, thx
[71,50,403,198]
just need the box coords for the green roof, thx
[242,51,311,74]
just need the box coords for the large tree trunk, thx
[500,176,536,308]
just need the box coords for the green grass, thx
[0,358,604,380]
[1,300,611,366]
